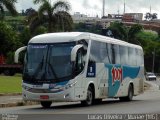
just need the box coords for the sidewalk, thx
[0,94,38,108]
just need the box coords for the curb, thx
[0,101,39,108]
[0,93,22,96]
[144,81,151,91]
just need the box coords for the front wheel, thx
[40,101,52,108]
[81,87,93,106]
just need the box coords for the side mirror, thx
[71,44,83,62]
[14,46,27,63]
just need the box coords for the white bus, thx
[15,32,144,108]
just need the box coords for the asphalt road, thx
[0,80,160,120]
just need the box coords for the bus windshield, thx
[23,42,75,84]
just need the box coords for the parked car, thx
[146,72,157,81]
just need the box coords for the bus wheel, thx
[3,70,10,76]
[81,87,93,106]
[127,84,133,101]
[120,84,133,101]
[40,101,52,108]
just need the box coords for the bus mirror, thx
[14,46,27,63]
[71,44,83,62]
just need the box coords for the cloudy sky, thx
[15,0,160,19]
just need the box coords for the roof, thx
[28,32,142,50]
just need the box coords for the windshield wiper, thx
[32,55,45,79]
[47,62,58,80]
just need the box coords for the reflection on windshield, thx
[24,45,47,79]
[46,44,74,81]
[23,43,75,84]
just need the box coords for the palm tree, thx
[29,0,73,33]
[0,0,17,20]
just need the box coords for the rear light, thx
[40,95,49,100]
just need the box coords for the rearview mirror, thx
[71,44,83,62]
[14,46,27,63]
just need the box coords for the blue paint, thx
[105,64,140,97]
[87,62,96,77]
[56,81,69,86]
[123,66,140,79]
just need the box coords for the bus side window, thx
[111,44,115,64]
[120,45,128,65]
[136,49,143,66]
[114,44,120,64]
[128,47,136,66]
[106,43,112,64]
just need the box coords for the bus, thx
[15,32,144,108]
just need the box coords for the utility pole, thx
[152,48,155,73]
[124,0,126,14]
[102,0,105,17]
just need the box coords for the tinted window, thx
[119,45,128,65]
[90,41,110,63]
[128,47,136,66]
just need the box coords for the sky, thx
[15,0,160,19]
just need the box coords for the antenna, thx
[102,0,105,17]
[124,0,126,14]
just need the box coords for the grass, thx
[0,74,22,94]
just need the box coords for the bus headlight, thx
[22,85,31,91]
[65,81,77,89]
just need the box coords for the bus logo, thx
[111,67,123,85]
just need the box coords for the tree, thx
[108,22,143,45]
[29,0,73,33]
[152,13,158,20]
[0,0,17,20]
[145,12,158,21]
[108,22,128,41]
[145,12,152,21]
[128,24,143,44]
[0,21,22,63]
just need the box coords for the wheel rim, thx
[87,90,92,105]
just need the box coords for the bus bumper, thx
[22,88,76,102]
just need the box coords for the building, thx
[122,13,143,22]
[72,12,100,24]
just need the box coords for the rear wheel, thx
[81,87,93,106]
[40,101,52,108]
[120,84,133,101]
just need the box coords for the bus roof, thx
[29,32,142,49]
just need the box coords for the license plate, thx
[40,95,49,100]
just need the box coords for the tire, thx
[119,84,133,101]
[40,101,52,108]
[3,69,15,76]
[3,70,10,76]
[81,87,93,106]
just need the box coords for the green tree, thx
[135,31,159,72]
[0,0,17,20]
[108,22,143,44]
[128,24,143,44]
[0,21,22,63]
[29,0,73,33]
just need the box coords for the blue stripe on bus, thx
[105,64,140,97]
